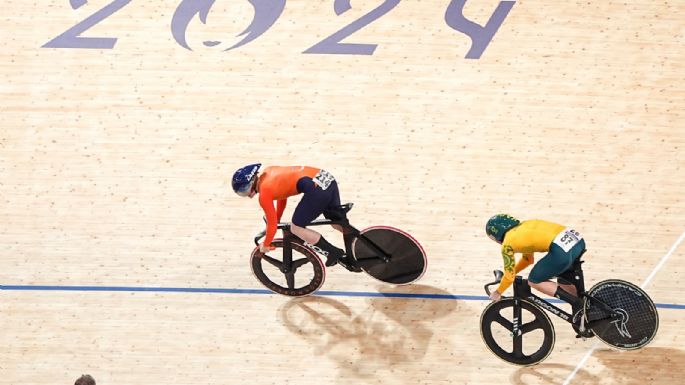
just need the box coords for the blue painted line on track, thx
[1,285,683,309]
[1,285,273,295]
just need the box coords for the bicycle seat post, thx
[572,259,586,295]
[572,251,587,294]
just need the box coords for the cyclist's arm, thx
[259,189,278,248]
[515,253,534,274]
[276,199,287,223]
[495,244,516,294]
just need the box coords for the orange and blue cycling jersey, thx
[496,219,585,294]
[257,166,332,247]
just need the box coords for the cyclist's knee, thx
[290,224,303,236]
[527,280,543,291]
[291,222,305,230]
[290,223,315,240]
[291,221,312,234]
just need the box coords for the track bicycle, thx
[480,251,659,365]
[251,203,427,296]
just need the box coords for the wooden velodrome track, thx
[1,1,683,384]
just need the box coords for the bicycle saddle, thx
[323,203,354,220]
[571,250,587,269]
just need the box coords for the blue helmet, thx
[232,163,261,196]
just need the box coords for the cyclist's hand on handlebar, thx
[489,290,502,302]
[259,242,275,254]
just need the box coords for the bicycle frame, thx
[509,256,589,325]
[512,286,619,333]
[481,251,658,364]
[253,210,393,272]
[513,277,573,323]
[305,217,392,263]
[485,255,621,333]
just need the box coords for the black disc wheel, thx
[351,226,426,284]
[250,239,325,297]
[480,298,555,366]
[584,279,658,350]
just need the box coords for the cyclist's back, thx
[504,219,565,253]
[257,166,322,200]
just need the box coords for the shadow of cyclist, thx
[278,285,465,380]
[511,363,598,385]
[279,295,364,355]
[365,284,462,357]
[592,346,685,385]
[510,347,684,385]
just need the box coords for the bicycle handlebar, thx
[484,270,504,297]
[254,230,266,246]
[252,217,268,246]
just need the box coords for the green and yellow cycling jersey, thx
[495,219,565,294]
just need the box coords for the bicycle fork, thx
[512,298,523,338]
[279,229,295,273]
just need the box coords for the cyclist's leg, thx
[528,242,580,299]
[318,181,361,271]
[322,181,344,233]
[556,247,586,297]
[557,272,578,297]
[529,241,590,336]
[557,271,592,337]
[291,177,345,266]
[562,241,592,337]
[557,240,585,298]
[558,283,578,295]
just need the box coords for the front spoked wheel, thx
[584,279,658,350]
[480,298,555,366]
[250,239,325,297]
[351,226,427,284]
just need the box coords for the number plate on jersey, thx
[313,170,335,190]
[553,228,583,252]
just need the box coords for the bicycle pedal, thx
[338,256,362,273]
[575,332,594,340]
[573,327,595,339]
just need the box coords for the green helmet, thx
[486,214,521,243]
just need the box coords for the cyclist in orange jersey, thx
[232,164,354,269]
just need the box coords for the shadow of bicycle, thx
[511,347,684,385]
[278,284,468,380]
[592,346,685,385]
[511,363,598,385]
